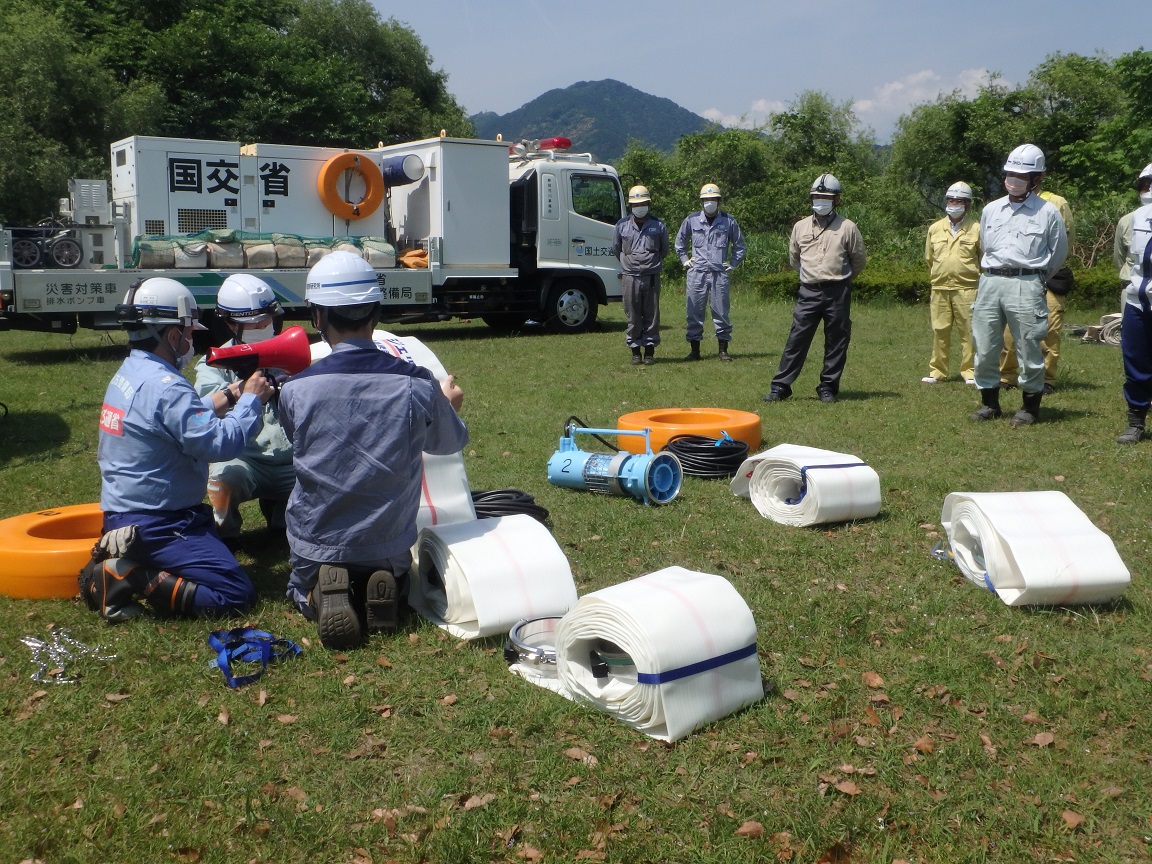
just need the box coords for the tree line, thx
[0,0,472,225]
[2,0,1148,288]
[619,51,1152,283]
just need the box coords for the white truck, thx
[0,134,625,339]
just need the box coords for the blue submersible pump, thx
[547,421,683,505]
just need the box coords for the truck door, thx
[566,173,624,298]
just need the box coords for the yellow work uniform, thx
[924,215,981,381]
[1001,191,1072,386]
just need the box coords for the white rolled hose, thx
[553,567,764,742]
[730,444,881,526]
[310,330,476,536]
[941,491,1130,606]
[409,514,577,639]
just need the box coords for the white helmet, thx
[1139,164,1152,182]
[1003,144,1045,174]
[305,250,382,308]
[216,273,281,323]
[945,181,974,201]
[699,183,722,199]
[119,277,206,338]
[811,173,842,195]
[627,185,652,205]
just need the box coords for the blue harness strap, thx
[636,642,758,685]
[207,628,301,688]
[785,462,869,505]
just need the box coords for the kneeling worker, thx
[80,278,273,621]
[194,274,295,539]
[280,252,469,649]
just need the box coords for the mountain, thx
[469,79,714,165]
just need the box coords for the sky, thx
[370,0,1148,143]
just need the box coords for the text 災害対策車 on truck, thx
[0,134,625,341]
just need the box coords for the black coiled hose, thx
[470,489,551,525]
[662,434,749,479]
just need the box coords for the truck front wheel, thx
[544,280,597,334]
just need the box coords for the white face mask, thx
[239,322,276,344]
[812,199,834,216]
[171,330,195,370]
[632,206,649,219]
[702,201,719,216]
[1003,176,1030,197]
[1140,191,1152,206]
[946,204,967,219]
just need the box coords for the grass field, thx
[1,287,1149,864]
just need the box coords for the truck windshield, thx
[570,175,622,226]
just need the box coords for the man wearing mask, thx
[999,177,1074,394]
[1114,164,1152,444]
[676,183,746,361]
[764,173,867,403]
[79,278,273,622]
[1114,164,1152,297]
[922,182,981,385]
[194,274,295,540]
[612,185,669,365]
[969,144,1068,427]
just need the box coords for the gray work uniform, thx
[612,214,669,349]
[675,210,746,343]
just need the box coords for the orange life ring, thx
[0,503,102,600]
[316,152,385,221]
[617,408,763,455]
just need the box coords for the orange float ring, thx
[316,152,385,221]
[617,408,763,455]
[0,503,102,600]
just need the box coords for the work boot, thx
[78,556,145,623]
[1009,390,1043,428]
[316,565,364,649]
[969,388,1003,421]
[137,569,200,617]
[718,341,732,362]
[643,346,655,366]
[365,569,399,634]
[1116,408,1147,444]
[684,341,701,362]
[630,348,641,366]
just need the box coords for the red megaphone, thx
[206,325,312,378]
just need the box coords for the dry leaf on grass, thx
[564,747,599,766]
[439,694,458,706]
[861,671,885,688]
[516,847,544,861]
[1028,731,1055,747]
[834,780,862,796]
[276,714,297,724]
[217,709,229,726]
[257,689,267,706]
[913,735,935,754]
[1061,810,1085,830]
[463,793,495,811]
[104,693,130,703]
[735,820,765,838]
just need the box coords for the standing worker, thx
[612,185,669,365]
[676,183,746,361]
[922,181,981,385]
[194,274,295,541]
[79,278,273,622]
[763,174,867,403]
[999,174,1074,394]
[1114,164,1152,295]
[969,144,1068,427]
[1114,168,1152,444]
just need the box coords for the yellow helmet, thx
[627,185,652,205]
[699,183,722,199]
